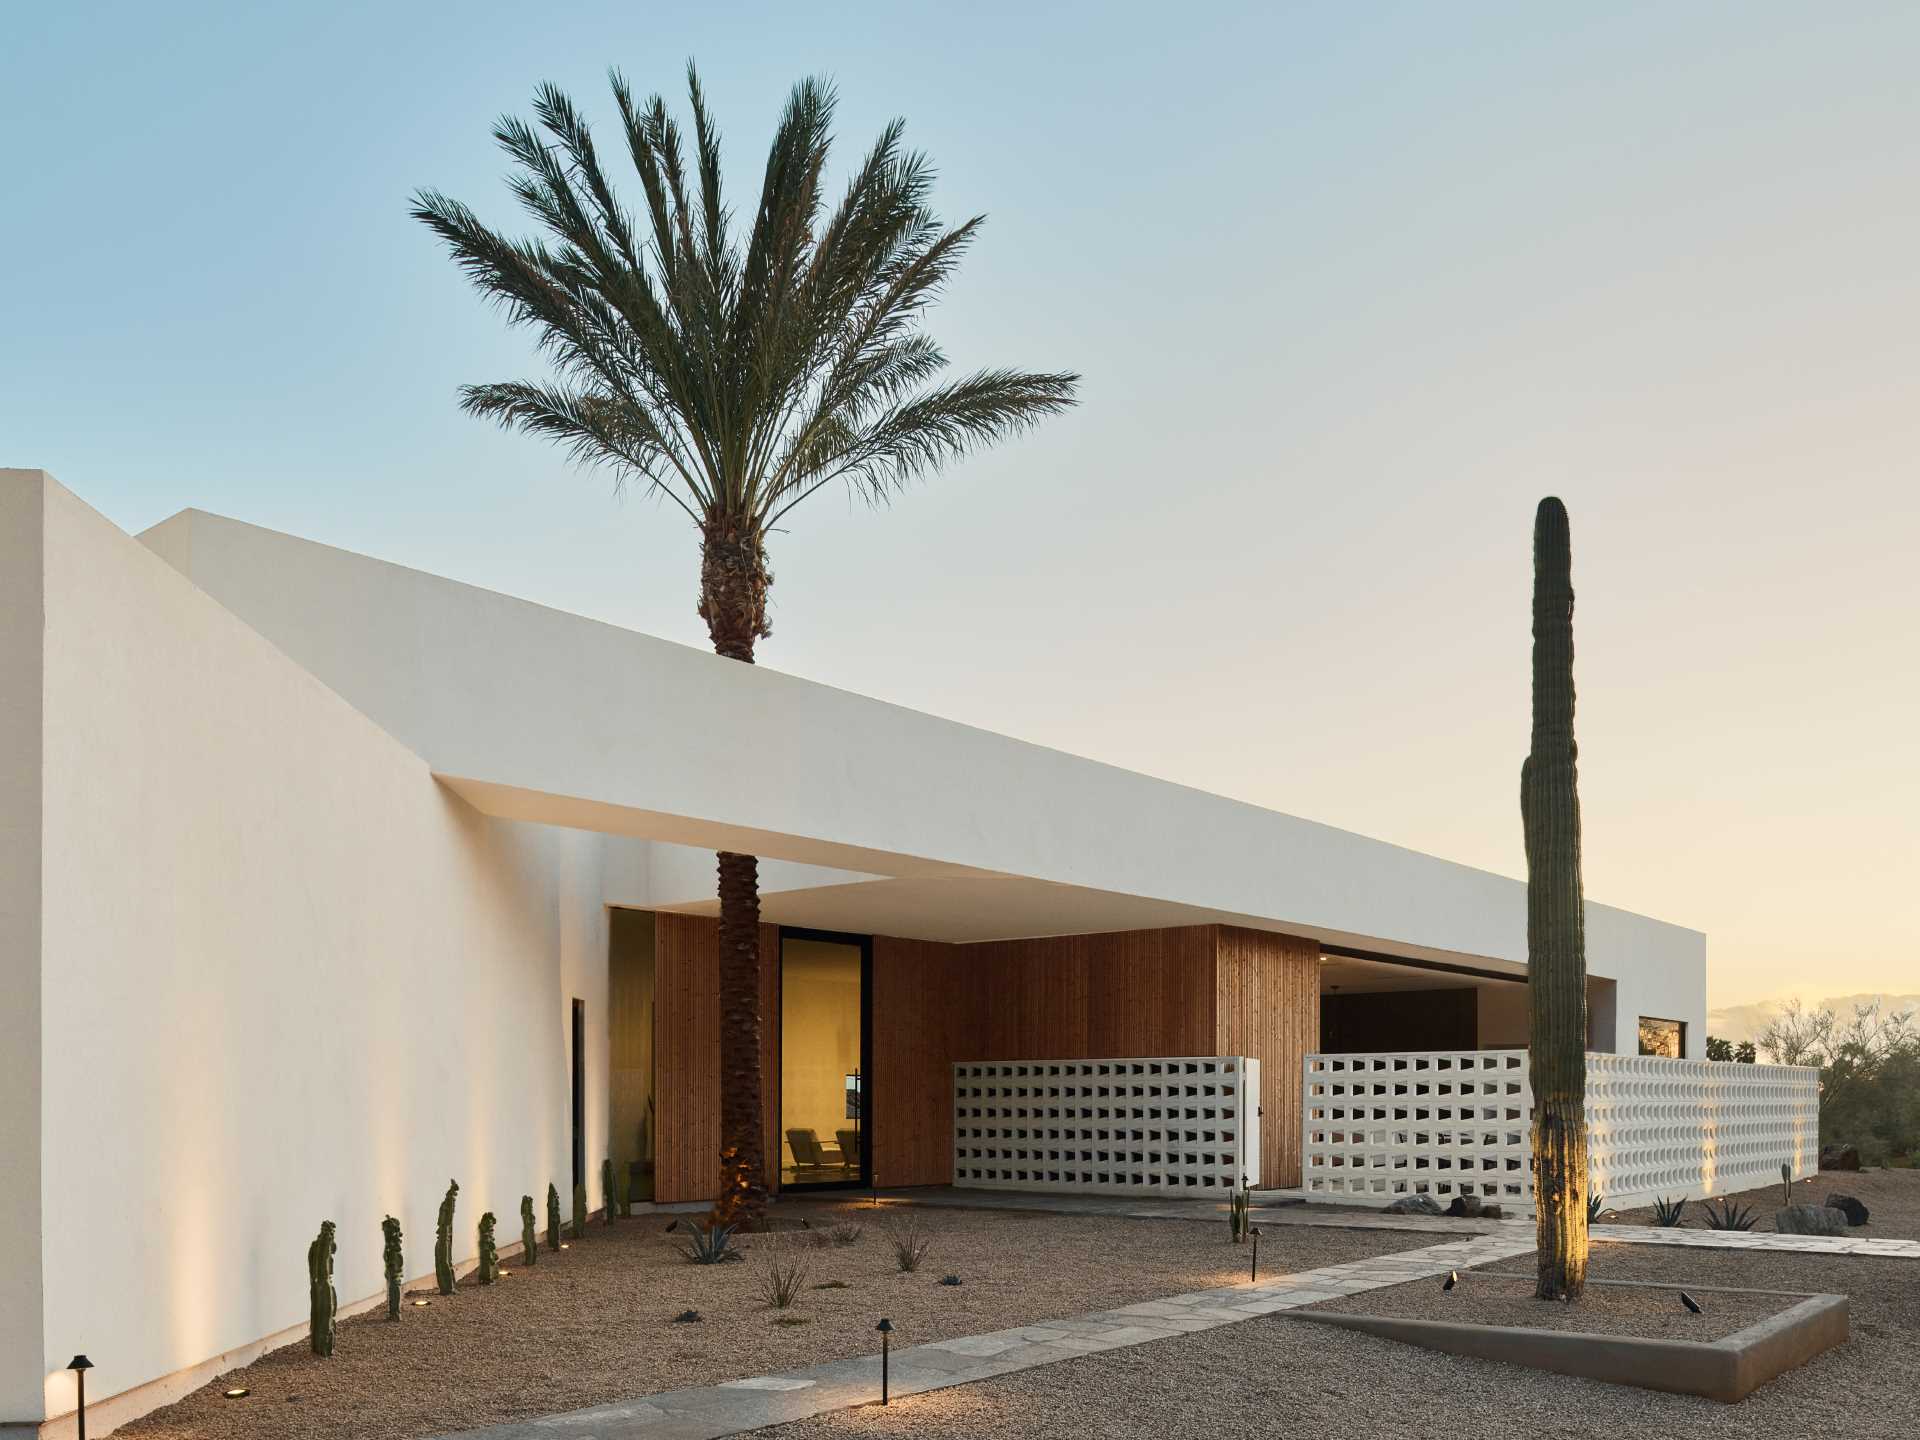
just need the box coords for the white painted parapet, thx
[953,1057,1260,1197]
[1301,1050,1819,1212]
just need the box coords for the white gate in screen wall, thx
[952,1056,1260,1197]
[1300,1049,1820,1212]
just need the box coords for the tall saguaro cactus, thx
[435,1180,460,1296]
[308,1221,338,1356]
[381,1215,404,1320]
[520,1195,538,1265]
[1523,497,1590,1300]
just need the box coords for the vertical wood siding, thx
[870,927,1219,1187]
[652,913,779,1204]
[1214,926,1321,1188]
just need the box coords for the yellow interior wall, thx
[780,939,861,1169]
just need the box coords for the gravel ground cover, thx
[762,1246,1919,1439]
[1608,1167,1920,1237]
[1300,1255,1789,1340]
[117,1201,1438,1440]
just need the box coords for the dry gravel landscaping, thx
[117,1200,1440,1440]
[762,1245,1920,1439]
[1608,1167,1920,1237]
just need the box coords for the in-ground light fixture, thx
[68,1357,93,1440]
[876,1318,894,1405]
[223,1387,250,1400]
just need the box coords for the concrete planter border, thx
[1282,1278,1849,1403]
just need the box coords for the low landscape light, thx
[223,1387,250,1400]
[412,1299,431,1308]
[876,1318,893,1405]
[68,1357,93,1440]
[1249,1226,1261,1282]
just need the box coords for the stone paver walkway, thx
[428,1232,1536,1440]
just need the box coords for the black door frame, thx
[776,927,873,1191]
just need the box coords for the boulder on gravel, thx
[1825,1193,1871,1227]
[1820,1143,1862,1172]
[1776,1204,1849,1236]
[1385,1193,1444,1216]
[1445,1194,1485,1218]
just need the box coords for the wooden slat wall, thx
[652,913,780,1204]
[871,936,986,1187]
[870,926,1219,1187]
[1213,926,1321,1189]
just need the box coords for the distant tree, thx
[1759,999,1919,1161]
[1707,1035,1733,1061]
[1736,1039,1757,1064]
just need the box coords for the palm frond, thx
[415,66,1079,580]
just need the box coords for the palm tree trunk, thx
[701,519,773,1225]
[1523,496,1589,1300]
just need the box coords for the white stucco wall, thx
[15,474,609,1425]
[0,476,48,1424]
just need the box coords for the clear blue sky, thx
[5,2,1917,1005]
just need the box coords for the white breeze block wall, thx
[1300,1050,1820,1212]
[952,1057,1260,1197]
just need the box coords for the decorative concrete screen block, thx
[952,1057,1260,1196]
[1301,1051,1821,1212]
[1301,1050,1533,1207]
[1585,1054,1820,1207]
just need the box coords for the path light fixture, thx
[1249,1226,1261,1282]
[876,1318,893,1405]
[68,1357,92,1440]
[1680,1291,1704,1315]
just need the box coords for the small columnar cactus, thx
[477,1212,498,1284]
[602,1159,616,1225]
[546,1183,561,1251]
[520,1195,538,1265]
[435,1180,460,1295]
[1229,1176,1252,1243]
[614,1159,631,1219]
[308,1220,338,1356]
[381,1215,404,1320]
[573,1180,588,1239]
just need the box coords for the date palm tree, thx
[412,66,1079,1222]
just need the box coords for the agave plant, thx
[1701,1199,1758,1232]
[1651,1196,1688,1227]
[677,1222,741,1265]
[1586,1193,1607,1225]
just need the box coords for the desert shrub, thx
[882,1213,932,1273]
[1759,1000,1920,1162]
[827,1221,864,1246]
[755,1234,812,1308]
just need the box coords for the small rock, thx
[1481,1204,1504,1220]
[1820,1144,1862,1172]
[673,1309,703,1323]
[1385,1193,1445,1216]
[1775,1204,1848,1237]
[1825,1193,1871,1227]
[938,1274,962,1286]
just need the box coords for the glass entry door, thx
[779,931,869,1189]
